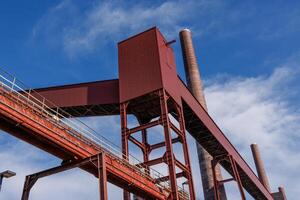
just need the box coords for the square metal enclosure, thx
[118,27,180,104]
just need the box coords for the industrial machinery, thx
[0,27,286,200]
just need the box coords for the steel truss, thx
[21,153,108,200]
[211,154,246,200]
[120,89,195,200]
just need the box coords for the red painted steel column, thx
[176,105,196,200]
[179,28,227,200]
[211,160,221,200]
[120,102,130,200]
[159,89,179,200]
[134,118,150,200]
[211,155,246,200]
[98,153,108,200]
[250,143,271,192]
[228,156,246,200]
[142,129,150,172]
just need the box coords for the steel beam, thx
[128,119,161,135]
[0,89,167,200]
[211,154,246,200]
[159,90,180,200]
[178,78,273,199]
[120,102,130,200]
[21,153,107,200]
[149,137,181,152]
[97,153,108,200]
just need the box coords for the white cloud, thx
[204,66,300,199]
[31,0,300,58]
[62,0,207,55]
[32,0,224,57]
[1,64,299,199]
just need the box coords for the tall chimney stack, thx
[272,186,287,200]
[250,143,271,192]
[179,29,227,200]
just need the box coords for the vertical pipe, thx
[250,143,271,192]
[179,28,227,200]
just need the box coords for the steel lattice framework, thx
[0,27,278,200]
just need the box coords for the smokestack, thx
[272,186,287,200]
[179,29,227,200]
[179,29,207,109]
[250,143,271,192]
[278,187,287,200]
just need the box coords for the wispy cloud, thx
[31,0,300,57]
[61,0,217,56]
[204,65,300,198]
[1,64,299,199]
[31,0,223,57]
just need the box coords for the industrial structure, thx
[0,27,287,199]
[180,29,227,200]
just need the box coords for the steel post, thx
[98,153,108,200]
[21,175,38,200]
[211,155,246,200]
[175,104,196,200]
[120,102,131,200]
[159,89,179,200]
[21,154,106,200]
[229,156,246,200]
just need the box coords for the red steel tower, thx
[0,26,285,200]
[118,28,196,200]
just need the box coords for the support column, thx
[175,104,196,200]
[159,89,179,200]
[228,156,246,200]
[122,90,195,200]
[21,154,106,200]
[134,118,150,200]
[179,28,227,200]
[141,129,149,166]
[21,175,38,200]
[211,155,245,200]
[120,102,131,200]
[98,153,108,200]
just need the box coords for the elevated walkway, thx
[0,71,188,199]
[30,76,274,200]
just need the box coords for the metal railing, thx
[0,68,188,199]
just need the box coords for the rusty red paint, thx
[0,27,276,200]
[35,79,119,107]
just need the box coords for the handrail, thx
[0,68,188,199]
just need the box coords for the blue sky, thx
[0,0,300,199]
